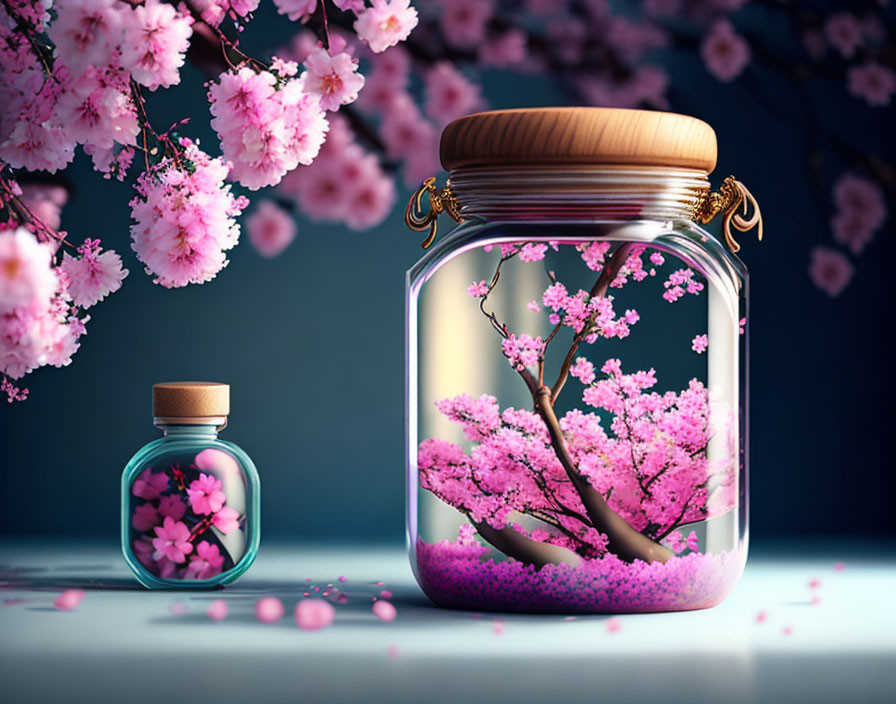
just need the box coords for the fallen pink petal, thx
[372,600,397,622]
[295,598,335,631]
[255,597,286,624]
[206,599,228,621]
[606,617,621,633]
[53,589,85,611]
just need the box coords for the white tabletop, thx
[1,540,894,703]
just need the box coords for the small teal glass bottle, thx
[121,382,260,589]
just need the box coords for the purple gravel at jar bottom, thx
[414,536,745,614]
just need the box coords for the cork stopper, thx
[153,382,230,421]
[440,107,718,173]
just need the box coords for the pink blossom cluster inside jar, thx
[121,382,260,589]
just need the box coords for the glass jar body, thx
[406,217,748,613]
[121,425,261,589]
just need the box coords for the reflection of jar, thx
[405,108,762,613]
[121,382,260,588]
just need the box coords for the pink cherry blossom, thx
[206,598,228,620]
[478,29,528,68]
[53,589,86,611]
[832,213,875,255]
[378,93,439,184]
[132,502,160,532]
[0,228,57,313]
[158,494,187,520]
[372,599,397,622]
[354,46,411,113]
[569,357,595,385]
[0,287,88,379]
[187,1,228,26]
[60,239,128,309]
[665,530,686,553]
[211,506,240,534]
[686,531,699,551]
[53,66,140,151]
[808,246,853,298]
[303,45,365,111]
[247,200,297,258]
[295,598,335,630]
[526,300,540,313]
[185,541,225,579]
[501,333,544,369]
[152,516,193,563]
[120,0,193,91]
[832,173,887,236]
[519,243,548,262]
[47,0,124,78]
[701,20,750,83]
[334,1,365,11]
[354,0,418,54]
[132,537,155,568]
[467,280,489,298]
[132,468,169,500]
[824,13,862,59]
[277,116,394,230]
[19,184,69,232]
[424,62,484,127]
[847,62,896,107]
[272,0,316,22]
[256,596,286,623]
[208,66,328,190]
[438,0,493,49]
[187,472,226,515]
[0,116,76,174]
[691,334,708,354]
[130,140,247,288]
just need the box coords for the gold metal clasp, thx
[404,177,461,249]
[693,176,763,253]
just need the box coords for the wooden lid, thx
[440,107,717,173]
[153,382,229,418]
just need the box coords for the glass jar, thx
[121,382,260,588]
[405,108,761,613]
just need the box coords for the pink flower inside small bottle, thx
[121,382,260,588]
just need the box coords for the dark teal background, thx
[0,4,893,542]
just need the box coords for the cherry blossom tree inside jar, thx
[121,382,260,588]
[405,107,762,613]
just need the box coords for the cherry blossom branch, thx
[475,246,673,565]
[0,173,73,248]
[471,520,581,569]
[549,243,634,405]
[0,0,55,82]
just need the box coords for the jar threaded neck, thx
[448,166,709,222]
